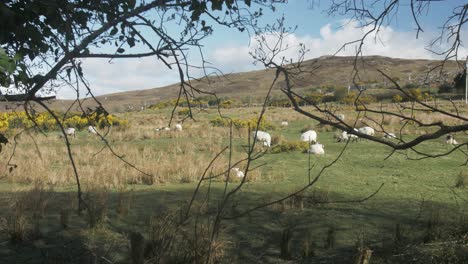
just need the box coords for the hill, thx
[0,56,464,112]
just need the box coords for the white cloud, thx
[209,20,468,70]
[57,57,179,99]
[56,20,468,99]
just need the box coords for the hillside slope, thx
[0,56,463,112]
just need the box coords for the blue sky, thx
[57,1,468,99]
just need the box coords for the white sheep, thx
[300,130,317,143]
[350,129,359,141]
[87,125,98,135]
[164,127,171,131]
[338,130,358,143]
[308,143,325,155]
[358,126,375,136]
[281,121,289,127]
[337,114,345,121]
[446,134,458,145]
[337,131,348,142]
[252,130,271,147]
[60,127,76,138]
[175,123,182,131]
[154,128,160,132]
[383,132,396,139]
[232,168,244,178]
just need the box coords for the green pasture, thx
[0,108,467,263]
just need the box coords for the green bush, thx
[178,108,191,116]
[438,83,454,93]
[210,116,276,131]
[270,141,309,154]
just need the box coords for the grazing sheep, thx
[281,121,289,127]
[358,126,375,136]
[383,132,396,139]
[232,168,244,178]
[337,130,358,143]
[308,143,325,155]
[337,131,348,142]
[337,114,345,121]
[154,128,160,132]
[350,129,359,141]
[446,134,458,145]
[164,127,171,131]
[60,127,76,138]
[175,123,182,131]
[87,125,98,135]
[252,131,271,147]
[300,130,317,143]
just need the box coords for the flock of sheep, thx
[56,114,461,180]
[154,123,183,132]
[251,114,461,157]
[61,122,185,139]
[60,125,98,138]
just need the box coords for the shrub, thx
[438,82,454,93]
[0,111,129,131]
[342,91,358,105]
[177,108,191,116]
[149,99,177,109]
[393,94,403,102]
[271,134,285,145]
[304,92,324,104]
[210,116,276,131]
[333,86,348,102]
[409,88,423,101]
[270,141,309,153]
[219,99,235,109]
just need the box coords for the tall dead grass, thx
[0,119,264,187]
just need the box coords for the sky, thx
[56,0,468,99]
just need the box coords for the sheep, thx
[87,125,98,135]
[337,131,348,142]
[300,130,317,143]
[337,130,358,143]
[175,123,182,131]
[308,143,325,155]
[337,114,345,121]
[232,168,244,178]
[358,126,375,136]
[154,127,170,132]
[60,127,76,138]
[281,121,289,127]
[252,130,271,147]
[383,132,396,139]
[446,134,458,145]
[349,129,359,141]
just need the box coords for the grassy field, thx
[0,106,467,263]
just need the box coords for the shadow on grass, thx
[0,184,466,263]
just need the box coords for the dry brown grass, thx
[0,114,265,187]
[0,104,465,188]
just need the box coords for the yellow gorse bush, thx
[210,116,276,130]
[0,111,129,132]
